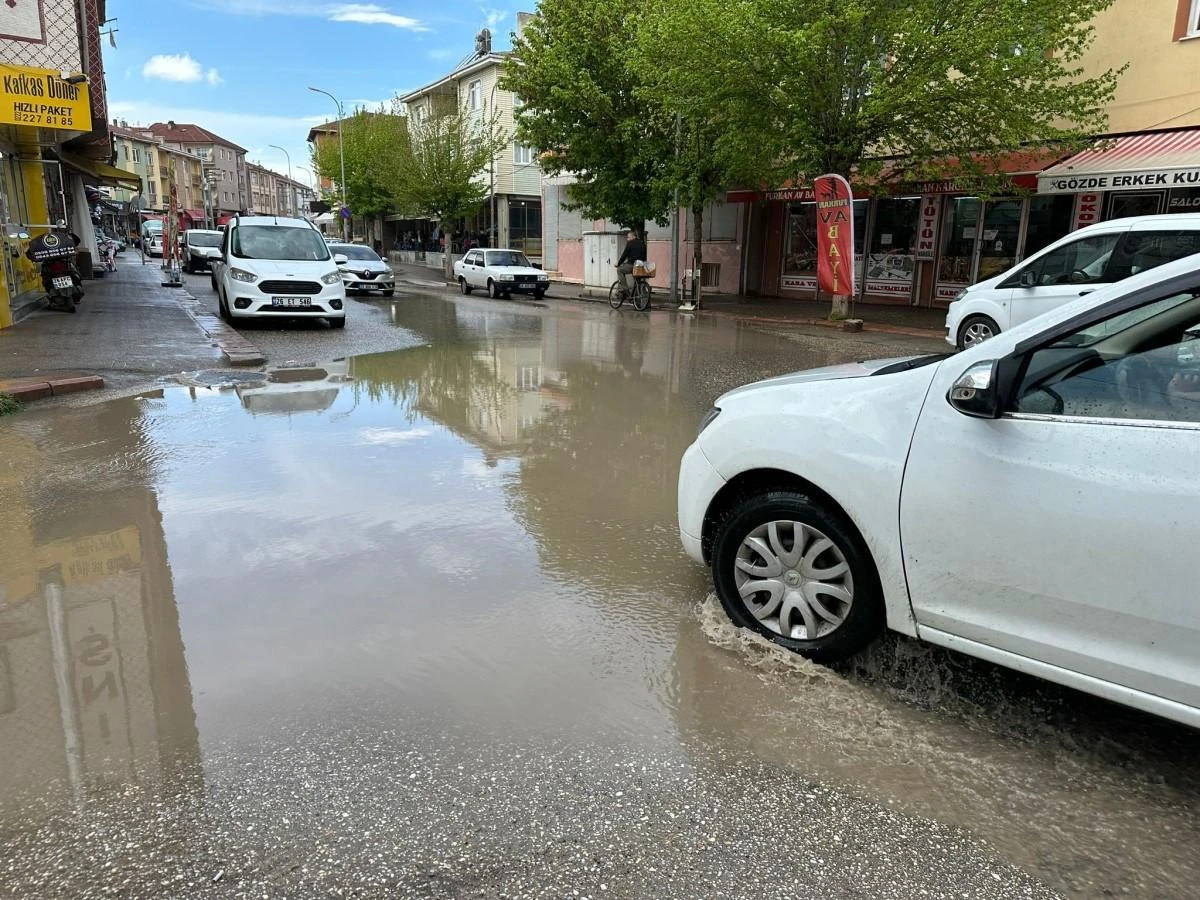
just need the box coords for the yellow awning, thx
[59,153,143,191]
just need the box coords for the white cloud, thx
[206,67,223,86]
[356,427,433,446]
[329,3,424,29]
[481,6,506,28]
[143,53,204,83]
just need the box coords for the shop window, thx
[1168,187,1200,213]
[1023,195,1074,258]
[976,199,1023,281]
[1108,192,1164,219]
[783,200,866,286]
[866,197,919,296]
[937,197,982,288]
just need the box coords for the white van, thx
[213,216,347,329]
[945,213,1200,349]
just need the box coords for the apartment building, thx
[247,163,315,216]
[147,122,248,220]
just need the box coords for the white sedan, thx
[454,248,550,299]
[679,253,1200,728]
[330,243,395,296]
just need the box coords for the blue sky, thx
[102,0,525,186]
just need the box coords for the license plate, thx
[51,276,72,289]
[272,297,312,307]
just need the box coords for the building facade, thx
[247,162,315,217]
[148,122,248,220]
[398,33,542,256]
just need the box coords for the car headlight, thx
[499,273,515,281]
[698,406,721,435]
[321,271,342,285]
[538,273,550,281]
[229,267,258,283]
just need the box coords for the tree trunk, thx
[691,203,704,308]
[443,226,454,281]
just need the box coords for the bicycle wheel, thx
[633,281,651,311]
[608,281,625,309]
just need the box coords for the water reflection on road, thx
[1,293,1197,898]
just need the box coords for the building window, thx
[865,196,920,298]
[782,200,867,290]
[132,147,141,163]
[467,79,482,111]
[1175,0,1200,38]
[514,143,534,166]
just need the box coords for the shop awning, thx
[182,209,206,221]
[58,152,142,191]
[1038,129,1200,195]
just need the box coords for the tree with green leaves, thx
[394,99,508,279]
[312,108,408,222]
[642,0,1123,312]
[502,0,676,237]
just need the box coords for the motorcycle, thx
[26,228,84,313]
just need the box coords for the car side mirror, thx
[334,254,347,265]
[1018,270,1037,288]
[948,360,1002,418]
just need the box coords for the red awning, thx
[182,209,206,221]
[1038,129,1200,194]
[217,214,232,226]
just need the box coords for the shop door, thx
[934,197,982,305]
[974,199,1023,282]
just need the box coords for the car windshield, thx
[231,225,330,261]
[188,232,222,248]
[485,251,531,267]
[143,222,162,233]
[332,245,380,261]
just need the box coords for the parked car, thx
[142,221,164,257]
[679,254,1200,729]
[212,215,346,329]
[182,229,223,273]
[329,243,395,296]
[946,213,1200,350]
[454,248,550,299]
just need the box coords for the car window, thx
[332,245,380,261]
[232,226,331,261]
[188,232,222,248]
[1102,231,1200,282]
[1014,233,1122,287]
[467,252,482,265]
[485,251,531,267]
[1012,287,1200,423]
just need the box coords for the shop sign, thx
[764,188,816,202]
[915,196,940,260]
[935,284,965,301]
[0,65,91,132]
[1167,188,1200,212]
[1072,192,1104,230]
[1,1,46,43]
[814,174,856,297]
[782,275,817,291]
[1040,169,1200,194]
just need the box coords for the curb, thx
[175,292,267,366]
[0,375,105,402]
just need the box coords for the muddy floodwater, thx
[1,294,1197,898]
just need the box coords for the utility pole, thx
[669,113,681,304]
[268,144,293,215]
[489,82,499,248]
[308,86,348,240]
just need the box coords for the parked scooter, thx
[25,227,84,313]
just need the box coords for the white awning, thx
[1038,129,1200,194]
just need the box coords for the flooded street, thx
[2,290,1197,899]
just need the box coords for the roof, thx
[109,124,158,143]
[147,122,247,153]
[1039,128,1200,194]
[397,53,510,104]
[306,111,402,143]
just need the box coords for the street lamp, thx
[268,144,293,215]
[308,86,348,240]
[489,83,499,248]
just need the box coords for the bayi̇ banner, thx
[814,174,855,298]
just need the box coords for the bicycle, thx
[609,262,654,311]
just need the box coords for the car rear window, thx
[188,232,221,248]
[232,226,330,261]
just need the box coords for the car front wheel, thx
[957,314,1000,351]
[488,279,501,299]
[459,277,472,295]
[711,491,884,664]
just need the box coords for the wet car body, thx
[681,255,1200,729]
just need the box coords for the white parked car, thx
[182,229,223,273]
[142,222,164,257]
[946,214,1200,350]
[329,243,395,296]
[680,254,1200,728]
[454,248,550,299]
[212,216,346,329]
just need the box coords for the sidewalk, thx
[0,258,226,395]
[389,262,947,340]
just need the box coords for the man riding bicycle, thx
[616,229,647,293]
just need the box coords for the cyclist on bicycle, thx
[616,229,646,293]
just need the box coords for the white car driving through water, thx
[680,253,1200,728]
[454,248,550,299]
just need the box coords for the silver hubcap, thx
[963,321,995,347]
[733,520,854,641]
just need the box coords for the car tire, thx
[382,289,394,297]
[711,491,885,664]
[210,273,218,293]
[534,289,545,300]
[329,317,346,329]
[459,277,472,295]
[488,279,501,299]
[219,290,236,325]
[957,314,1000,351]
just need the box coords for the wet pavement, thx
[1,287,1198,899]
